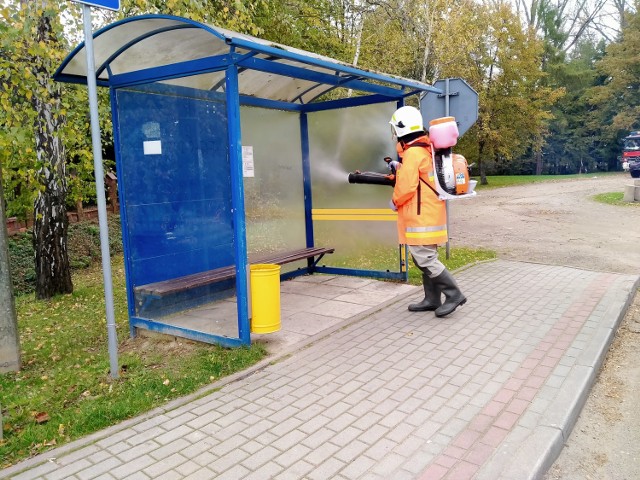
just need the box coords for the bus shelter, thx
[55,14,446,347]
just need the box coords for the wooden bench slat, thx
[135,247,334,298]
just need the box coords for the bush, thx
[8,214,123,295]
[7,232,36,296]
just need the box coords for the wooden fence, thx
[5,173,118,236]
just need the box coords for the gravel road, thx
[448,173,640,479]
[449,174,640,275]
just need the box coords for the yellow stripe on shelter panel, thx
[311,208,397,221]
[405,230,448,239]
[313,214,398,221]
[312,208,393,215]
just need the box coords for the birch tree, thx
[515,0,609,51]
[33,2,73,298]
[1,1,74,299]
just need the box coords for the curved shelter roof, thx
[55,14,441,111]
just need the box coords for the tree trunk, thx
[31,7,73,299]
[420,1,435,83]
[0,168,21,373]
[76,199,84,221]
[477,114,489,185]
[347,8,365,98]
[478,139,488,185]
[535,149,543,175]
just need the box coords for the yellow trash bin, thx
[250,264,281,333]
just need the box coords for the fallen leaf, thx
[35,412,50,424]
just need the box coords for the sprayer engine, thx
[429,117,470,195]
[433,149,470,195]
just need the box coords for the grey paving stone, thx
[76,457,122,480]
[1,261,636,480]
[43,459,92,480]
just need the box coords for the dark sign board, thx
[421,78,478,136]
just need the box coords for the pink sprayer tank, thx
[428,117,459,149]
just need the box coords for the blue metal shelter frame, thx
[55,14,445,347]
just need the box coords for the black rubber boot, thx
[408,273,441,311]
[431,270,467,317]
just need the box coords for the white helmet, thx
[389,106,424,138]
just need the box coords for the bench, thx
[134,246,334,299]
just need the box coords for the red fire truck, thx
[622,131,640,177]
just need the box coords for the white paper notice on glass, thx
[242,146,255,178]
[143,140,162,155]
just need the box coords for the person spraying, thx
[388,106,467,317]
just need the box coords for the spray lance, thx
[347,156,399,186]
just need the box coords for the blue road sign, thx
[72,0,120,11]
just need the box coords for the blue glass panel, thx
[114,85,233,287]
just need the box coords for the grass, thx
[436,247,496,276]
[404,247,496,284]
[0,256,267,468]
[325,242,496,286]
[592,191,640,207]
[472,171,621,189]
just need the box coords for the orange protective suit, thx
[391,135,448,246]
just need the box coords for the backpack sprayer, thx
[348,116,477,200]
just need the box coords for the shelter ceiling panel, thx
[106,28,226,77]
[55,15,441,106]
[237,70,330,104]
[161,71,227,92]
[61,17,227,82]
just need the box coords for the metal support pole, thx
[300,113,314,251]
[226,63,251,345]
[445,78,451,260]
[82,4,119,379]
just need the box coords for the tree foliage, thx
[589,3,640,134]
[0,2,108,222]
[254,0,349,60]
[454,2,561,182]
[544,39,612,173]
[116,0,263,33]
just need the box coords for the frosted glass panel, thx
[241,107,306,257]
[309,103,397,209]
[309,103,401,269]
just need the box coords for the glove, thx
[389,199,397,212]
[387,160,401,172]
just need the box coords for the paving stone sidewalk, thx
[2,260,638,480]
